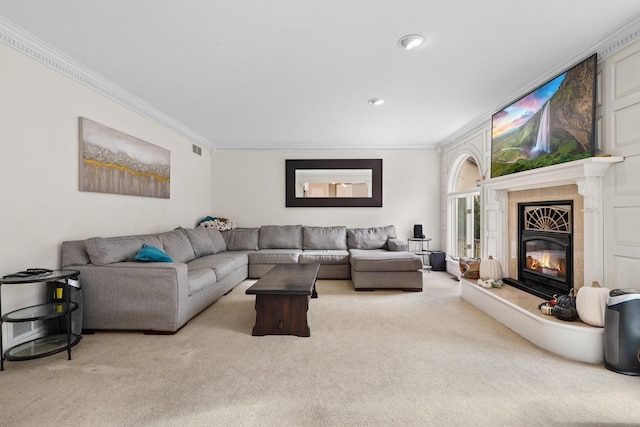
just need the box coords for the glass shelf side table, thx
[0,269,81,371]
[408,238,432,272]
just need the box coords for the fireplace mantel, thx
[482,156,624,193]
[481,156,623,286]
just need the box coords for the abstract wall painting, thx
[79,117,171,198]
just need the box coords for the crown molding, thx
[597,13,640,59]
[0,15,213,148]
[438,13,640,150]
[3,11,639,153]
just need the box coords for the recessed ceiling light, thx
[368,98,384,106]
[398,34,424,50]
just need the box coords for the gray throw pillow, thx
[303,226,347,250]
[259,225,303,249]
[62,240,92,267]
[347,225,397,250]
[222,228,259,251]
[205,228,227,253]
[387,238,407,251]
[183,227,216,258]
[158,229,196,263]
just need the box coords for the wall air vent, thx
[192,144,202,156]
[6,320,46,348]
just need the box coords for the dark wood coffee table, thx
[245,263,320,337]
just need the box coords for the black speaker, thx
[413,224,424,239]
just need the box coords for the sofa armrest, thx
[387,238,407,251]
[73,262,190,332]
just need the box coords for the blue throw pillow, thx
[134,244,174,263]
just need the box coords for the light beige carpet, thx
[1,272,638,426]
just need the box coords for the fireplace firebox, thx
[505,201,573,299]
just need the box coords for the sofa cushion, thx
[207,252,249,270]
[303,226,347,250]
[187,255,238,281]
[61,240,92,267]
[222,228,259,251]
[134,244,174,263]
[349,249,422,272]
[299,250,350,265]
[159,229,196,263]
[248,249,301,264]
[210,259,238,280]
[183,227,216,257]
[85,235,163,266]
[205,228,227,253]
[347,225,397,250]
[259,225,303,249]
[387,238,407,251]
[187,269,217,296]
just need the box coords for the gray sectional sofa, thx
[61,224,423,333]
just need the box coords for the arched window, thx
[448,155,482,259]
[455,157,482,191]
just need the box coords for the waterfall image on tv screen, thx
[491,54,596,178]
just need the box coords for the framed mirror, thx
[286,159,382,207]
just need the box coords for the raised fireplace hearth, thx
[460,278,604,363]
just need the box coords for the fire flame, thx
[528,252,563,273]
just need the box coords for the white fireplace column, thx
[576,160,622,285]
[481,157,623,286]
[483,186,509,275]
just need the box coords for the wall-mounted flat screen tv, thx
[491,54,596,178]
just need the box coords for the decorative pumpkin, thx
[553,305,578,321]
[555,288,577,309]
[477,278,504,289]
[477,278,493,289]
[538,302,554,315]
[576,281,610,327]
[480,255,503,281]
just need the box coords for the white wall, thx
[0,44,211,315]
[602,39,640,290]
[211,150,441,247]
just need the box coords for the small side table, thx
[0,270,81,371]
[408,238,432,272]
